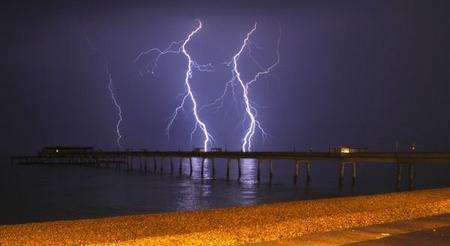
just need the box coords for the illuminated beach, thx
[1,188,449,245]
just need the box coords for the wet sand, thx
[1,188,449,245]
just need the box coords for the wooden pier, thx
[10,147,450,188]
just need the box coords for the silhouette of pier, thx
[10,147,450,188]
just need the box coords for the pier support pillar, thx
[160,157,164,174]
[211,158,215,179]
[339,162,345,186]
[352,162,357,185]
[179,158,183,176]
[269,159,273,184]
[408,164,414,189]
[396,163,402,187]
[130,157,133,171]
[144,157,148,172]
[201,158,205,179]
[306,162,311,183]
[257,159,261,182]
[170,157,174,174]
[237,158,242,181]
[226,158,231,180]
[294,160,300,184]
[189,157,193,177]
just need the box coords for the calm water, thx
[1,157,449,225]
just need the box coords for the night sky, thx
[1,0,449,154]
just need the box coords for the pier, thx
[10,147,450,188]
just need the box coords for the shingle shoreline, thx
[1,188,449,245]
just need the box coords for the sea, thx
[1,157,449,225]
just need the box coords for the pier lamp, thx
[340,147,350,154]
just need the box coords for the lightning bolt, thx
[133,40,184,75]
[85,33,124,149]
[204,22,280,152]
[106,64,124,149]
[199,73,239,113]
[247,26,281,88]
[135,20,213,151]
[239,22,281,152]
[232,22,260,152]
